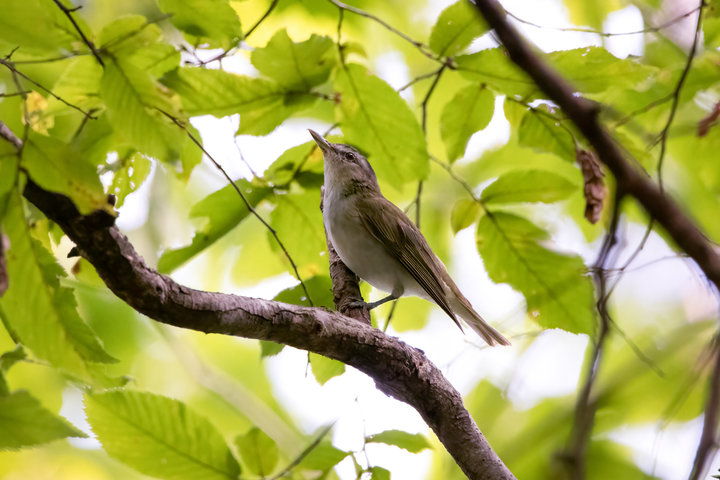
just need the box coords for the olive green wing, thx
[354,195,461,327]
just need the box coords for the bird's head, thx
[309,129,380,195]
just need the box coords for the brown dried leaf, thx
[576,149,605,224]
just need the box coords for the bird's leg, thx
[346,294,397,311]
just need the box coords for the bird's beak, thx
[308,129,331,153]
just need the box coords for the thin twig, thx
[245,0,280,39]
[656,0,704,191]
[50,0,104,67]
[158,110,315,307]
[397,68,444,93]
[506,5,703,37]
[0,58,97,119]
[689,335,720,480]
[561,193,623,479]
[327,0,443,63]
[269,423,336,480]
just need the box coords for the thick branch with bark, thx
[0,120,514,479]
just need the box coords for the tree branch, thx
[470,0,720,298]
[0,120,514,479]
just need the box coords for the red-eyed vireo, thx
[309,129,510,346]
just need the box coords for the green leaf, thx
[457,47,656,97]
[158,180,272,273]
[334,64,429,184]
[298,441,348,471]
[450,198,481,233]
[429,0,489,56]
[274,275,334,309]
[269,190,328,277]
[22,134,108,214]
[235,427,279,476]
[481,170,577,204]
[98,15,163,56]
[157,0,242,49]
[236,93,318,136]
[0,0,78,55]
[85,390,240,480]
[366,430,432,453]
[0,390,87,450]
[101,59,184,163]
[109,152,152,208]
[45,57,104,117]
[259,341,285,357]
[562,0,622,30]
[251,29,335,90]
[162,66,281,118]
[518,107,576,161]
[370,466,391,480]
[161,67,314,134]
[0,189,117,376]
[476,211,594,333]
[264,141,324,187]
[441,85,495,162]
[309,353,346,385]
[0,345,26,372]
[456,48,535,97]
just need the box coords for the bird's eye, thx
[344,152,355,161]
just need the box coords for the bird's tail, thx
[448,295,510,347]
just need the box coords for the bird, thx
[309,129,510,346]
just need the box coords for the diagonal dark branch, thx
[50,0,105,67]
[689,335,720,480]
[0,120,514,480]
[470,0,720,296]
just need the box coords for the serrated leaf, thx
[158,180,271,273]
[0,390,87,450]
[481,170,577,204]
[457,47,656,97]
[264,141,324,187]
[298,441,348,471]
[308,353,345,385]
[441,85,495,162]
[85,390,240,480]
[429,0,489,56]
[334,64,428,184]
[22,134,108,214]
[235,427,279,476]
[101,59,184,163]
[158,0,242,50]
[450,198,481,233]
[162,67,314,134]
[0,189,117,376]
[269,190,327,277]
[476,211,594,333]
[251,29,335,90]
[518,107,576,161]
[366,430,432,453]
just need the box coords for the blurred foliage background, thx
[0,0,719,478]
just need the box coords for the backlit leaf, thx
[309,353,345,385]
[429,0,489,56]
[158,0,242,50]
[85,390,240,480]
[235,427,279,476]
[0,390,87,450]
[481,170,578,204]
[366,430,432,453]
[476,211,594,333]
[334,64,428,184]
[441,85,495,162]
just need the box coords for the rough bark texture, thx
[19,176,514,479]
